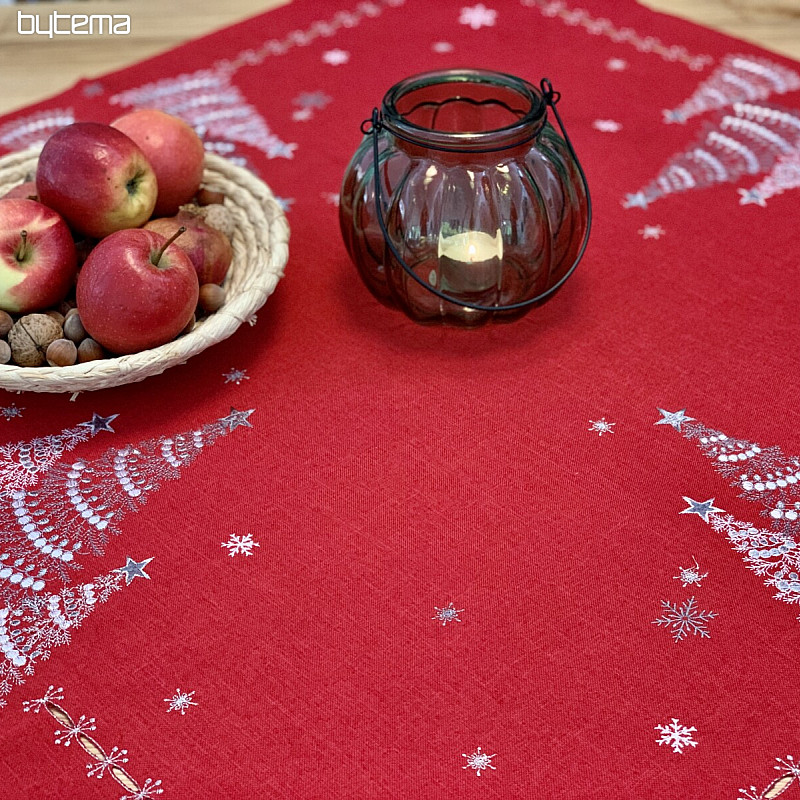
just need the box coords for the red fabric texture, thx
[1,1,800,797]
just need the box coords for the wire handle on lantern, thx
[362,78,593,313]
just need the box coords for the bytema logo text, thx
[18,11,131,37]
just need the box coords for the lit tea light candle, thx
[436,229,503,294]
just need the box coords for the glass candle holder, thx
[339,69,591,326]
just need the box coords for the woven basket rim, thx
[0,147,289,393]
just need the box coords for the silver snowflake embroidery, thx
[121,778,164,799]
[432,41,454,53]
[221,533,260,557]
[655,718,698,754]
[638,224,665,239]
[0,404,25,420]
[223,368,250,385]
[462,747,496,775]
[22,684,63,713]
[0,404,24,420]
[54,714,96,746]
[674,557,708,588]
[321,192,340,206]
[588,418,615,436]
[593,119,622,132]
[606,58,628,71]
[653,597,717,642]
[86,745,128,779]
[459,4,497,29]
[275,197,295,213]
[432,602,464,626]
[164,689,197,715]
[322,48,350,66]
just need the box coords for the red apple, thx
[36,122,157,239]
[0,198,77,313]
[1,181,38,201]
[76,227,199,355]
[111,109,205,216]
[145,208,232,285]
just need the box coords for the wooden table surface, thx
[0,0,798,118]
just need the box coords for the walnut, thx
[8,314,63,367]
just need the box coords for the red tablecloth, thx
[1,1,800,797]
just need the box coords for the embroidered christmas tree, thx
[0,409,253,606]
[109,68,296,164]
[0,108,75,153]
[0,409,254,706]
[656,408,800,609]
[662,54,800,125]
[738,136,800,207]
[624,102,800,208]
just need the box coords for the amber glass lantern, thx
[339,69,591,326]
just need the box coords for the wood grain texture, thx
[640,0,800,60]
[0,0,797,116]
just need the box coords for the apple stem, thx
[151,226,186,267]
[15,230,29,263]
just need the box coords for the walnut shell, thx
[8,314,63,367]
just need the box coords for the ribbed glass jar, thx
[339,69,589,326]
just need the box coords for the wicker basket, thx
[0,146,289,393]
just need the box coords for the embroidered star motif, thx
[219,408,254,432]
[622,192,650,209]
[738,187,767,207]
[79,413,119,434]
[654,408,694,432]
[680,497,723,523]
[662,109,687,124]
[117,556,153,585]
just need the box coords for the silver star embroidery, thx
[622,192,650,209]
[738,187,767,207]
[219,408,254,432]
[680,497,723,523]
[117,556,153,585]
[79,413,119,434]
[654,408,694,432]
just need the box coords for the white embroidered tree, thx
[662,54,800,124]
[623,102,800,209]
[0,107,75,153]
[657,409,800,609]
[109,68,296,165]
[0,410,252,606]
[0,409,254,706]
